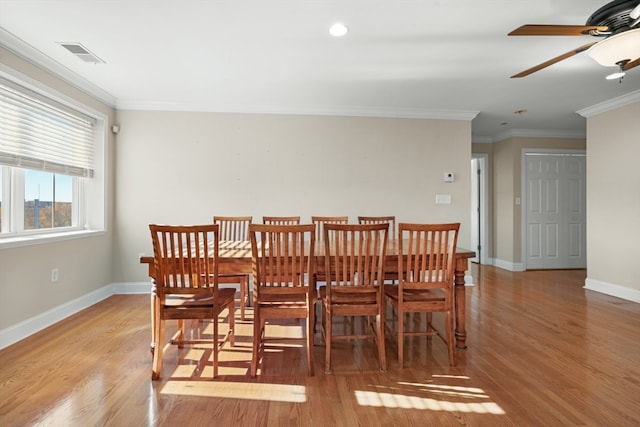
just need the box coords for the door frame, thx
[520,148,586,270]
[471,153,490,265]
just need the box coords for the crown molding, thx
[471,136,494,144]
[116,99,480,121]
[0,28,116,107]
[577,90,640,118]
[490,128,586,143]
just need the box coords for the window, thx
[0,74,106,245]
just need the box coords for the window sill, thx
[0,229,106,249]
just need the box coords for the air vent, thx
[58,42,105,64]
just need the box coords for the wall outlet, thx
[51,268,59,283]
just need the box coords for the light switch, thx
[435,194,452,204]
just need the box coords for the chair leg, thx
[228,301,236,347]
[376,312,386,372]
[307,302,315,376]
[250,308,261,377]
[240,277,247,321]
[324,305,332,374]
[320,300,327,343]
[426,312,434,338]
[446,310,456,367]
[213,313,219,379]
[397,308,404,368]
[152,319,165,380]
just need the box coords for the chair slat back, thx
[149,224,219,295]
[312,216,349,243]
[358,216,396,240]
[213,216,252,241]
[398,223,459,292]
[324,223,388,290]
[250,224,315,290]
[262,216,301,225]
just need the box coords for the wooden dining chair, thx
[262,216,301,225]
[357,216,396,238]
[213,215,252,320]
[384,223,460,367]
[311,216,349,281]
[358,216,397,282]
[311,216,349,330]
[149,224,236,380]
[320,223,389,374]
[312,216,349,243]
[249,223,316,377]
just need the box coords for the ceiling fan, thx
[509,0,640,78]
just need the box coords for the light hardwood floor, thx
[1,266,639,426]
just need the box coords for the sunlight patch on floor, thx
[356,377,505,414]
[397,381,489,398]
[160,381,307,402]
[354,390,505,413]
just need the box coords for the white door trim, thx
[472,153,490,265]
[521,148,586,270]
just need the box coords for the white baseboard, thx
[584,278,640,303]
[464,274,475,286]
[0,281,151,350]
[493,259,525,272]
[111,281,152,294]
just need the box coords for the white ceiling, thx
[1,0,639,141]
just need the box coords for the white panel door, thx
[563,155,587,268]
[525,154,586,269]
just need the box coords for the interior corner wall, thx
[585,101,640,300]
[112,110,472,282]
[491,138,517,267]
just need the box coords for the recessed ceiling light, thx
[329,23,348,37]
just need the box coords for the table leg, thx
[454,258,468,349]
[150,281,156,355]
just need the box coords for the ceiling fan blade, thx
[508,25,608,36]
[623,57,640,71]
[511,42,598,78]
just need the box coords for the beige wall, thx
[585,101,640,298]
[113,110,472,282]
[0,48,117,330]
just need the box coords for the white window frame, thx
[0,67,107,248]
[1,167,82,235]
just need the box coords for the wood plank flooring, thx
[1,266,639,426]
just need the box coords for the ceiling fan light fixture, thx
[585,28,640,66]
[606,70,626,79]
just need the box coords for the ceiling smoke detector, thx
[58,42,105,64]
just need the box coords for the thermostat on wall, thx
[444,172,455,182]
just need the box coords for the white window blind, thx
[0,77,95,177]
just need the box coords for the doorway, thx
[471,154,489,264]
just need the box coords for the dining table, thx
[140,240,475,349]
